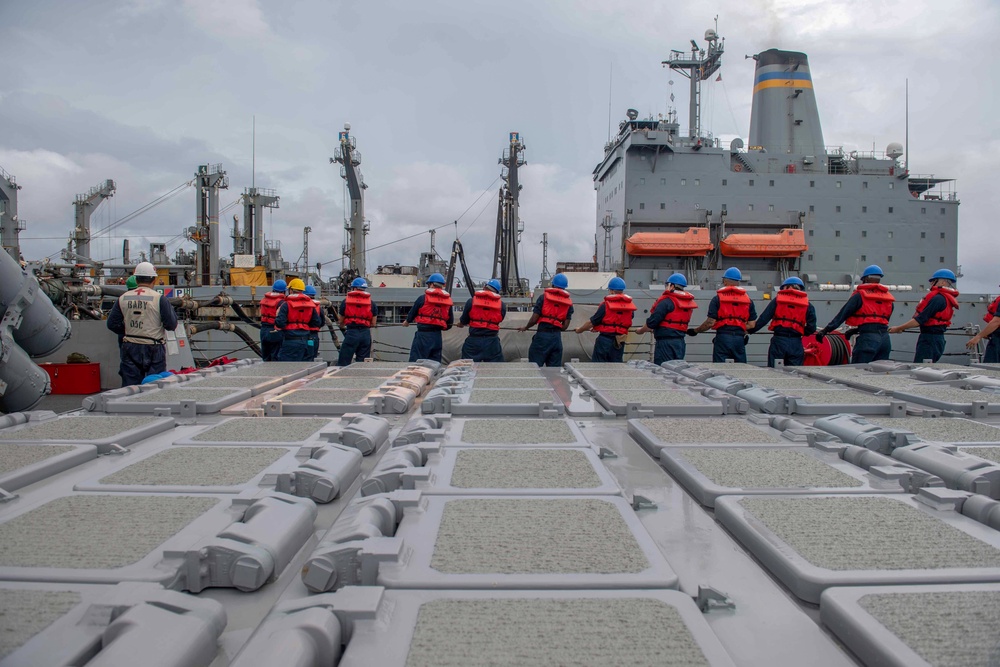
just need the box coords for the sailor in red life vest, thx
[889,268,959,363]
[457,279,507,362]
[304,285,323,361]
[403,273,453,362]
[336,277,378,366]
[258,280,286,361]
[968,285,1000,363]
[574,277,636,363]
[689,267,757,363]
[816,265,895,363]
[274,278,322,361]
[747,276,816,367]
[636,273,697,364]
[517,273,574,367]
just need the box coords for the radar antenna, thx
[662,25,724,139]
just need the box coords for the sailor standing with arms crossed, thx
[106,262,178,386]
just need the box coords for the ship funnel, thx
[748,49,826,159]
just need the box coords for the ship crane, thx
[493,132,528,297]
[67,179,116,263]
[331,123,369,282]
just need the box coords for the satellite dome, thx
[705,29,718,41]
[886,142,904,159]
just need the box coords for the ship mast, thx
[331,123,368,280]
[493,132,527,296]
[663,26,724,139]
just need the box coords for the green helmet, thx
[125,276,138,290]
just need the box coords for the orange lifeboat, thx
[625,228,714,257]
[720,228,808,258]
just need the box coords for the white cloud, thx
[181,0,273,41]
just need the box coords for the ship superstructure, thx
[594,34,960,293]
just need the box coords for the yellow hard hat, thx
[287,278,306,292]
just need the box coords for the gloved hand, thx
[686,328,698,337]
[844,328,859,339]
[814,331,827,343]
[744,335,750,345]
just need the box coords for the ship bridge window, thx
[888,207,894,213]
[749,179,755,186]
[940,232,946,239]
[660,203,665,210]
[862,230,868,238]
[862,206,868,213]
[941,208,946,215]
[861,254,867,261]
[835,230,841,237]
[722,179,728,186]
[768,204,774,211]
[835,254,840,261]
[836,206,841,213]
[748,204,754,211]
[888,231,894,239]
[681,179,687,185]
[920,256,925,263]
[888,255,893,262]
[863,181,868,189]
[836,181,842,188]
[639,203,645,210]
[940,256,945,262]
[694,178,700,186]
[808,230,814,236]
[808,254,814,261]
[889,183,894,189]
[921,232,926,238]
[921,207,927,214]
[769,180,775,186]
[809,205,815,212]
[721,204,727,213]
[810,180,815,187]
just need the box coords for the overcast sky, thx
[2,0,998,291]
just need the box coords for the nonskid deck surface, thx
[2,359,1000,666]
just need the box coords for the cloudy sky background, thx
[2,0,998,291]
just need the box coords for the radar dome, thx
[886,142,904,159]
[705,29,718,41]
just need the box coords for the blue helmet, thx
[667,272,687,288]
[427,273,445,286]
[272,279,287,293]
[781,276,805,288]
[930,268,956,283]
[304,285,317,297]
[486,279,502,293]
[351,277,368,289]
[608,277,626,291]
[723,267,742,281]
[862,265,884,278]
[551,273,569,289]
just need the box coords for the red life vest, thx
[414,288,453,328]
[652,290,698,331]
[593,294,637,335]
[845,283,895,326]
[260,291,285,325]
[538,288,573,328]
[914,286,959,328]
[343,290,373,327]
[468,290,503,331]
[769,288,809,334]
[281,293,316,331]
[713,286,751,330]
[307,300,322,332]
[985,296,1000,324]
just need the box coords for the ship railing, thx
[0,164,14,184]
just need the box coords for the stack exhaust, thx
[748,49,826,161]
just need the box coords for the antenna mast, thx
[663,26,724,139]
[540,232,552,286]
[331,123,369,279]
[493,132,527,296]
